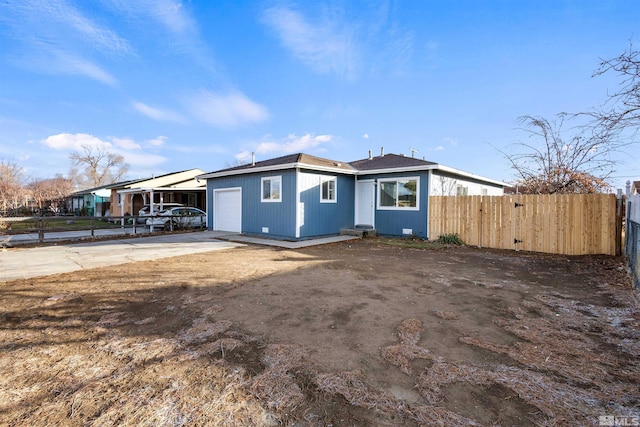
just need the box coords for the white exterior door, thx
[355,181,375,227]
[214,188,242,232]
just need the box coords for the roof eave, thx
[198,162,357,179]
[356,164,439,175]
[433,165,508,187]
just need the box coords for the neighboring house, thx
[198,152,507,240]
[68,185,112,217]
[108,169,206,218]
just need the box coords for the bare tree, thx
[432,175,458,196]
[70,145,129,189]
[591,41,640,138]
[0,160,26,215]
[501,115,617,194]
[28,176,74,214]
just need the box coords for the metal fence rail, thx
[626,220,640,289]
[626,195,640,290]
[0,214,205,246]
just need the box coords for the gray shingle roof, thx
[207,153,357,174]
[349,153,437,170]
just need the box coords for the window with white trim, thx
[320,177,337,203]
[378,177,419,210]
[456,184,468,196]
[261,176,282,202]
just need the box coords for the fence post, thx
[38,218,44,243]
[616,195,624,256]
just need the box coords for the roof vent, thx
[380,147,384,156]
[251,152,255,166]
[368,150,372,160]
[334,162,341,167]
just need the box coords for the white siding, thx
[629,195,640,223]
[430,172,504,196]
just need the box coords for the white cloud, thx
[133,101,185,123]
[261,6,358,79]
[119,151,168,168]
[60,54,118,86]
[362,133,369,139]
[443,137,458,147]
[3,0,132,55]
[147,136,168,147]
[43,133,111,151]
[107,0,214,70]
[149,0,193,34]
[237,133,333,160]
[20,50,118,86]
[110,0,194,35]
[184,90,269,129]
[435,145,445,151]
[113,137,141,150]
[59,3,132,55]
[1,1,131,86]
[41,133,168,168]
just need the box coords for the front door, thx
[355,180,375,227]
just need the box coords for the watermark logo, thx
[599,415,640,426]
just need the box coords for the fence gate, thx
[429,194,620,256]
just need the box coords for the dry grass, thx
[380,318,432,375]
[1,243,637,426]
[434,310,459,320]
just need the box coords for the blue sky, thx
[0,0,638,190]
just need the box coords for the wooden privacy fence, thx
[429,194,622,256]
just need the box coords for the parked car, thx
[145,207,206,230]
[137,203,183,224]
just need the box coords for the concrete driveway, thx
[0,231,244,282]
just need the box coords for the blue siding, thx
[207,170,297,239]
[359,171,430,238]
[207,167,431,240]
[298,171,355,238]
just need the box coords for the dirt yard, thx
[0,238,638,426]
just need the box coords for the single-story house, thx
[68,185,112,217]
[198,152,507,240]
[108,169,206,218]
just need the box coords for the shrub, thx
[437,233,464,245]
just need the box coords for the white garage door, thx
[214,188,242,232]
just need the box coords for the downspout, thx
[426,170,432,240]
[295,168,301,239]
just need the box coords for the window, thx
[320,177,337,203]
[378,177,419,210]
[117,193,123,206]
[456,184,468,196]
[261,176,282,202]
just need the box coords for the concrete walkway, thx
[221,234,360,249]
[0,226,151,246]
[0,231,243,282]
[0,231,361,282]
